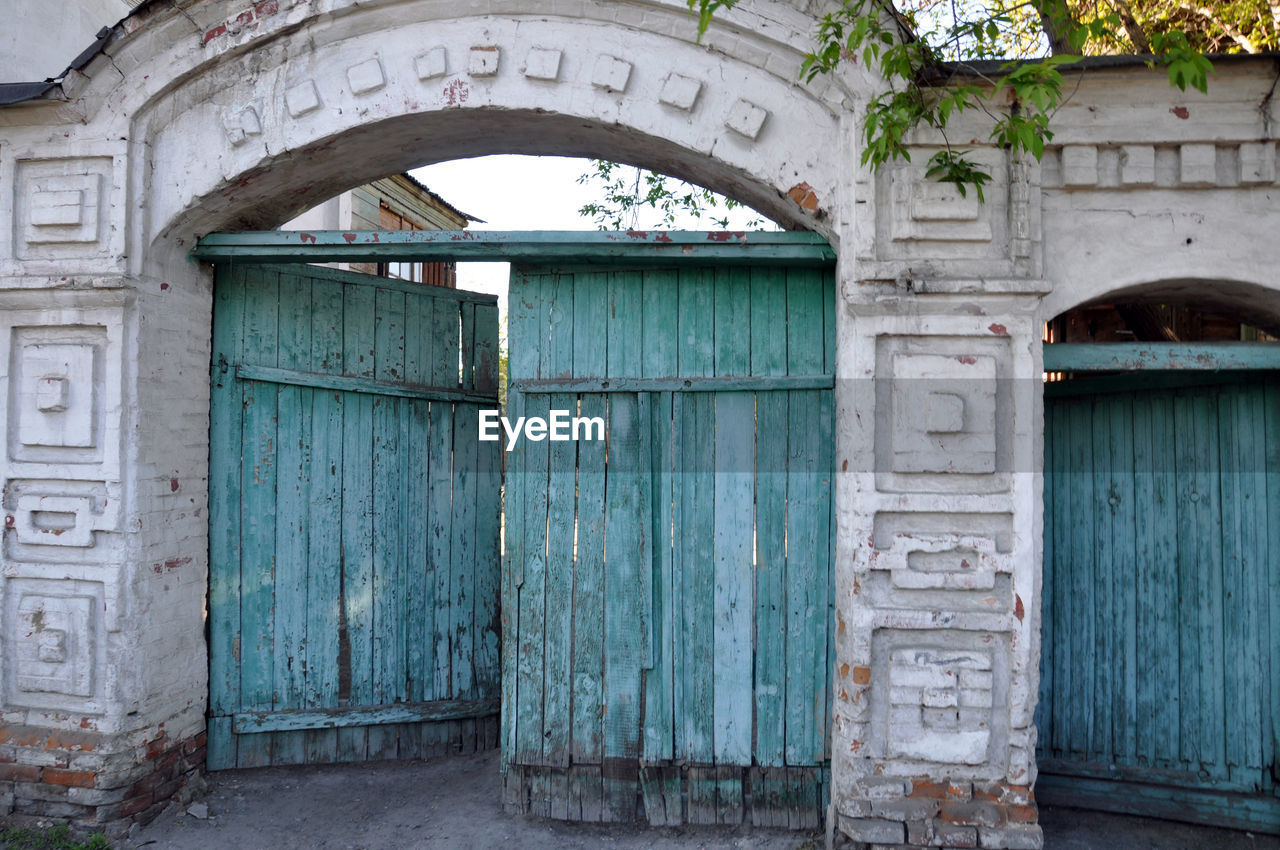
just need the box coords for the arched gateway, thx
[1,0,1278,844]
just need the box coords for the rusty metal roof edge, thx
[0,0,164,108]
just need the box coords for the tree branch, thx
[1178,2,1260,51]
[1111,0,1153,52]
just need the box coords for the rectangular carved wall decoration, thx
[865,511,1014,613]
[2,577,105,714]
[11,157,114,262]
[3,479,120,563]
[7,326,108,466]
[868,628,1010,776]
[873,335,1014,495]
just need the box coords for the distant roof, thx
[398,172,484,225]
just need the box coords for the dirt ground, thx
[126,749,1280,850]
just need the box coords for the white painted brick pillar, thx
[829,141,1047,849]
[0,142,209,835]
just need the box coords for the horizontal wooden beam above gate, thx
[511,375,835,393]
[192,230,837,266]
[237,364,498,404]
[231,698,500,734]
[1044,342,1280,372]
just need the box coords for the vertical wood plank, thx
[305,275,344,769]
[675,267,715,766]
[514,272,551,766]
[338,281,375,764]
[451,400,480,700]
[473,301,503,698]
[642,268,678,764]
[271,269,313,765]
[784,268,827,767]
[570,272,609,766]
[543,272,576,766]
[367,287,406,760]
[238,266,280,768]
[602,269,644,816]
[208,264,247,770]
[1129,392,1155,767]
[403,292,432,705]
[502,269,535,769]
[428,298,458,701]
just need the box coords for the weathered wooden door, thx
[208,263,501,769]
[501,260,836,826]
[1039,373,1280,832]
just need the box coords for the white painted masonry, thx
[0,0,1277,843]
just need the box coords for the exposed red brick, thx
[851,666,871,685]
[44,729,99,753]
[255,0,279,15]
[938,800,1004,828]
[1006,803,1039,823]
[119,793,153,818]
[202,23,227,43]
[0,763,43,783]
[973,782,1033,806]
[144,733,169,760]
[44,768,95,788]
[787,182,820,212]
[181,732,207,756]
[909,778,971,800]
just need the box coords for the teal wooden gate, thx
[1039,372,1280,832]
[501,260,836,826]
[208,263,501,769]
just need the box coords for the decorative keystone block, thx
[523,48,562,81]
[347,58,386,95]
[1060,145,1098,187]
[469,46,500,77]
[415,47,448,80]
[1118,145,1155,185]
[591,55,631,93]
[724,98,768,140]
[223,106,262,146]
[1180,143,1217,186]
[1238,141,1276,184]
[659,73,702,111]
[285,81,321,117]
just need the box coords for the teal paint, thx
[192,229,837,265]
[503,260,836,825]
[1038,373,1280,833]
[207,263,500,769]
[1045,342,1280,372]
